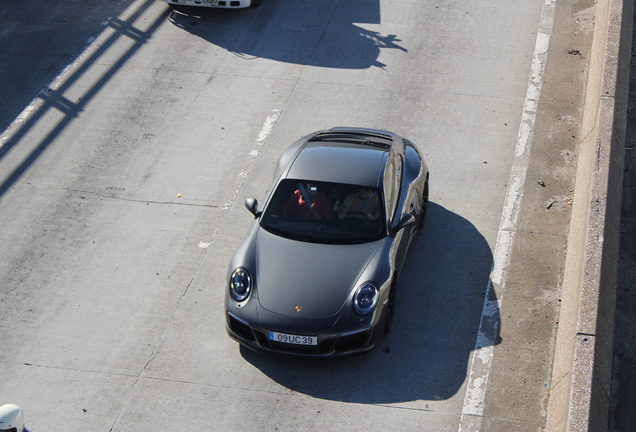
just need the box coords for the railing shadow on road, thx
[168,0,406,70]
[0,2,128,133]
[241,202,501,403]
[0,0,170,202]
[0,0,403,203]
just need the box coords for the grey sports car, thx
[225,127,429,357]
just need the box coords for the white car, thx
[160,0,261,8]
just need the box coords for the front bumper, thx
[226,311,385,358]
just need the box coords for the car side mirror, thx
[245,198,261,218]
[394,213,415,233]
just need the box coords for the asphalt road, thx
[0,0,596,430]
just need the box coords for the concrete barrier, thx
[546,0,633,430]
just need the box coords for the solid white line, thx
[458,0,555,430]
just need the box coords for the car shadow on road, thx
[168,0,405,70]
[240,202,500,403]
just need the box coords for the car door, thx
[385,153,411,277]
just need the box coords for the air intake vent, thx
[328,127,394,140]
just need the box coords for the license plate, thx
[269,331,317,346]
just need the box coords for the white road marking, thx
[230,109,281,202]
[458,0,555,430]
[255,109,280,145]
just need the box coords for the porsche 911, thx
[225,127,429,357]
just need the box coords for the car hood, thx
[255,228,382,319]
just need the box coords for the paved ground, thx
[0,0,603,431]
[610,7,636,432]
[0,1,131,134]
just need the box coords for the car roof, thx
[285,135,390,187]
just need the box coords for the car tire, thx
[419,180,429,230]
[384,279,397,335]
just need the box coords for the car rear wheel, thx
[419,180,429,229]
[384,279,397,335]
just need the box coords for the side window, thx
[395,155,403,186]
[384,156,402,222]
[384,157,398,222]
[394,156,403,216]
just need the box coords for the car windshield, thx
[260,179,386,244]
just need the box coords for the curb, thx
[546,0,633,430]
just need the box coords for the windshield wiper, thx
[261,225,308,242]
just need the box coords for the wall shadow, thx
[0,0,170,203]
[168,0,405,69]
[0,0,404,204]
[240,202,500,403]
[0,2,129,133]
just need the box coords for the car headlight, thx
[353,283,379,316]
[229,268,252,302]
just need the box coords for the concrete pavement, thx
[0,0,631,430]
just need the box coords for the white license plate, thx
[269,331,317,346]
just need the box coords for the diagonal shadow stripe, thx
[0,0,169,202]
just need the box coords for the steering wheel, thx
[346,211,369,219]
[345,211,377,227]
